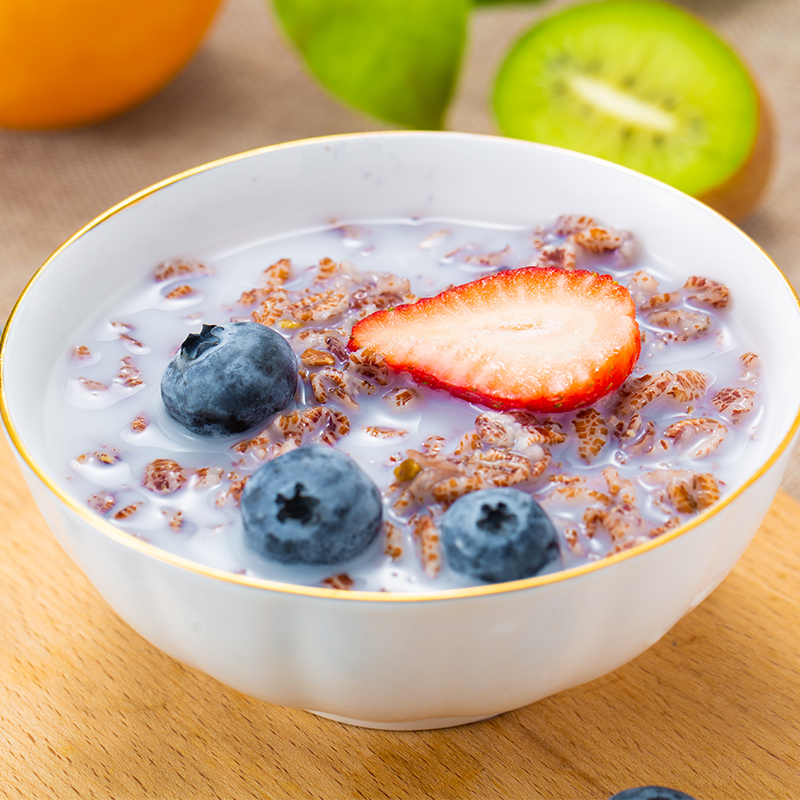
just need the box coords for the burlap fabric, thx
[2,0,799,495]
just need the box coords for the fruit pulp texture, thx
[48,218,763,591]
[493,0,760,198]
[0,0,223,129]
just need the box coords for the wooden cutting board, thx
[1,433,798,800]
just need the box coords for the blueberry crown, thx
[181,324,222,360]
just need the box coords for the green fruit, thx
[493,0,772,220]
[271,0,469,130]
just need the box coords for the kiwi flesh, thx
[493,0,772,220]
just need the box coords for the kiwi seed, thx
[493,0,772,220]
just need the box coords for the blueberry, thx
[440,487,559,583]
[161,322,297,437]
[241,446,383,565]
[608,788,698,800]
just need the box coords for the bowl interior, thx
[3,131,800,575]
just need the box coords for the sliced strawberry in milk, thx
[348,266,640,413]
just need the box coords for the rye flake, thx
[142,459,188,495]
[71,218,761,588]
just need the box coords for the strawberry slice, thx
[348,266,640,412]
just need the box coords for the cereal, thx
[663,418,727,458]
[383,522,404,560]
[130,414,149,432]
[53,218,763,591]
[667,370,708,403]
[88,492,116,514]
[114,502,143,520]
[142,459,188,495]
[712,386,756,420]
[572,408,609,463]
[684,275,730,308]
[646,308,712,340]
[300,348,336,367]
[321,573,355,591]
[153,258,213,282]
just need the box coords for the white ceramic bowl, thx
[3,132,799,730]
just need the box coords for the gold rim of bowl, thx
[3,130,800,602]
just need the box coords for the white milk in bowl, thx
[44,216,764,592]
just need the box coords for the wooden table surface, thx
[1,433,799,800]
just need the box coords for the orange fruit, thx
[0,0,223,129]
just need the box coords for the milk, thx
[45,218,762,591]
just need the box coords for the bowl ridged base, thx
[306,709,497,730]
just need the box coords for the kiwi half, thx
[493,0,772,220]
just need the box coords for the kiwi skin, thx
[696,91,774,222]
